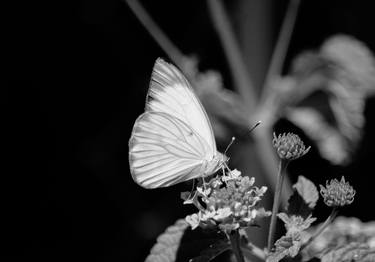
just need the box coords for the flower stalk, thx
[267,159,289,251]
[301,207,338,250]
[229,229,245,262]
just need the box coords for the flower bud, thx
[273,132,311,160]
[320,176,356,207]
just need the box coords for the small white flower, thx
[185,213,200,230]
[211,179,222,188]
[258,186,268,195]
[222,169,242,182]
[214,207,232,221]
[197,186,211,196]
[201,210,216,221]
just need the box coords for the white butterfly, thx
[129,58,227,189]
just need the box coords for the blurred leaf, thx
[321,35,375,96]
[282,34,375,165]
[320,242,375,262]
[287,107,349,165]
[301,216,375,261]
[293,176,319,209]
[145,219,189,262]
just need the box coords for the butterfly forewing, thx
[146,58,217,155]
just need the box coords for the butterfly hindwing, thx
[129,112,212,188]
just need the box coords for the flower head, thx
[320,176,356,207]
[273,132,311,161]
[185,169,271,233]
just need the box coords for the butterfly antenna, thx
[224,136,236,155]
[249,121,261,133]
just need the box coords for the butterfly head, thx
[204,152,228,177]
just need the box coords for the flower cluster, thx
[272,132,311,161]
[320,176,356,207]
[185,169,271,234]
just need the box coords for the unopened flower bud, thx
[272,132,311,160]
[320,176,356,207]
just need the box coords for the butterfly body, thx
[129,58,226,189]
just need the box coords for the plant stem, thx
[241,242,266,261]
[125,0,185,68]
[301,208,338,251]
[229,230,245,262]
[207,0,257,113]
[267,159,289,251]
[260,0,301,102]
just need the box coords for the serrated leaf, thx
[278,213,316,234]
[145,219,189,262]
[266,232,303,262]
[287,177,318,218]
[293,176,319,209]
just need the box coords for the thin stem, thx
[301,208,338,251]
[229,230,245,262]
[241,242,266,261]
[125,0,185,68]
[267,160,289,251]
[260,0,301,102]
[207,0,257,113]
[253,127,293,205]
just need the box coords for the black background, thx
[4,0,375,260]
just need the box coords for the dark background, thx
[4,0,375,260]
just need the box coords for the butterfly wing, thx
[129,112,212,189]
[145,58,217,156]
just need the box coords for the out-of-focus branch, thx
[261,0,301,102]
[125,0,186,68]
[207,0,257,112]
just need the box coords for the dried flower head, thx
[272,132,311,161]
[320,176,356,207]
[185,169,271,234]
